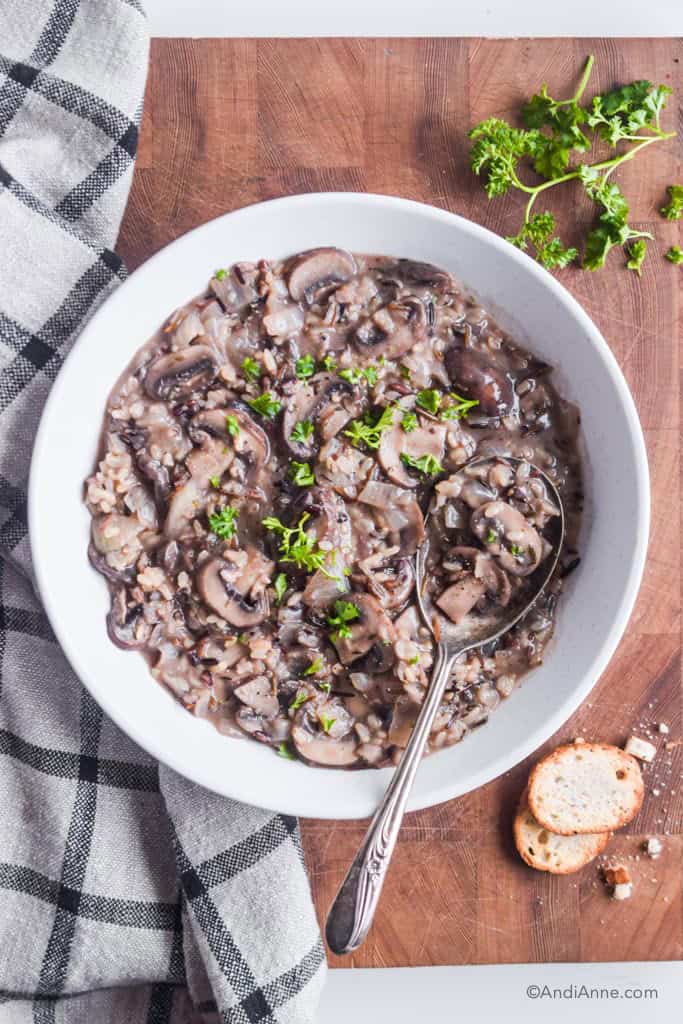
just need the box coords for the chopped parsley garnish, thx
[290,419,314,444]
[304,658,324,676]
[327,599,360,641]
[289,461,315,487]
[290,690,311,710]
[339,365,381,387]
[208,506,239,539]
[320,715,336,735]
[440,392,479,420]
[277,742,296,760]
[214,268,227,281]
[344,404,396,450]
[273,572,287,603]
[666,245,683,265]
[510,544,523,557]
[401,412,418,433]
[400,452,443,476]
[415,388,441,414]
[661,184,683,221]
[322,355,338,372]
[486,528,497,544]
[241,356,261,382]
[247,392,281,419]
[318,681,332,694]
[262,512,338,578]
[408,655,420,665]
[225,414,240,437]
[399,364,412,380]
[295,354,316,379]
[209,475,221,489]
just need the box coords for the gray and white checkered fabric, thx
[0,3,326,1021]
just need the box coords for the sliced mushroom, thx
[445,345,514,418]
[471,501,544,576]
[234,676,280,717]
[144,345,218,400]
[371,498,424,558]
[287,248,357,304]
[395,259,451,289]
[210,263,259,313]
[196,555,269,628]
[378,416,446,488]
[436,577,486,624]
[332,593,397,673]
[290,702,359,767]
[107,587,149,649]
[300,487,353,608]
[189,404,270,482]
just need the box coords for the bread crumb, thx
[613,882,633,901]
[657,723,670,735]
[603,865,633,901]
[624,735,657,763]
[644,837,663,859]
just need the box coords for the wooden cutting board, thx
[118,37,682,967]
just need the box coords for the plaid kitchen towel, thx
[0,2,326,1022]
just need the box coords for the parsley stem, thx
[522,130,677,225]
[572,54,595,104]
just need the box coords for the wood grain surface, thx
[117,38,682,967]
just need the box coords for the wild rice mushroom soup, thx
[85,249,582,768]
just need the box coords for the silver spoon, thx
[325,456,565,956]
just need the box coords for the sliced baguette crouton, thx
[514,789,610,874]
[528,742,644,835]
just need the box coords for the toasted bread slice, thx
[514,788,610,873]
[528,742,643,835]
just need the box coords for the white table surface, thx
[140,1,683,1014]
[144,0,683,37]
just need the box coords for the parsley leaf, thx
[506,211,578,269]
[322,355,338,372]
[318,681,332,694]
[400,452,443,477]
[247,392,282,419]
[208,506,239,539]
[225,414,240,437]
[486,528,497,545]
[339,365,380,387]
[273,572,287,603]
[289,461,315,486]
[440,392,480,420]
[296,354,316,379]
[626,239,648,275]
[581,170,652,270]
[290,690,311,710]
[277,742,296,760]
[510,544,523,558]
[214,268,227,281]
[415,389,441,414]
[587,81,672,143]
[666,246,683,265]
[263,513,339,578]
[661,184,683,221]
[320,715,336,735]
[344,405,396,450]
[209,475,221,489]
[290,419,314,444]
[241,356,261,382]
[304,658,324,676]
[469,118,543,198]
[401,411,418,433]
[399,365,412,380]
[327,599,360,641]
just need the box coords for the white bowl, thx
[29,193,649,819]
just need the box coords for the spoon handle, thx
[325,641,458,955]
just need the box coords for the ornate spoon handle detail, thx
[325,641,459,955]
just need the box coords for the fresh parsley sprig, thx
[400,452,443,477]
[469,55,677,272]
[661,184,683,221]
[247,392,281,419]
